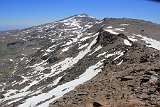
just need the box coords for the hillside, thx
[0,14,160,107]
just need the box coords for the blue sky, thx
[0,0,160,29]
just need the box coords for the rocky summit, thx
[0,14,160,107]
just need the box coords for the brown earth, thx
[49,43,160,107]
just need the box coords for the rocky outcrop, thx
[96,29,117,46]
[49,43,160,107]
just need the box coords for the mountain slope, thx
[50,38,160,107]
[0,14,160,107]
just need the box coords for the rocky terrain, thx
[0,14,160,107]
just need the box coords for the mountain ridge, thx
[0,14,160,107]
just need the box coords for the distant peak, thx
[76,13,89,17]
[73,13,94,18]
[58,13,96,23]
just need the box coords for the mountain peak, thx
[75,13,90,17]
[1,14,160,107]
[68,13,94,19]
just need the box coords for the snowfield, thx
[18,60,104,107]
[136,34,160,50]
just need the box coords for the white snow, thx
[105,51,124,65]
[115,28,125,32]
[46,45,56,52]
[97,52,107,57]
[62,33,83,47]
[84,24,92,28]
[14,35,97,101]
[50,36,98,77]
[128,36,137,42]
[105,51,123,59]
[104,27,125,34]
[80,36,92,41]
[9,59,13,62]
[94,45,102,52]
[114,51,124,60]
[27,60,46,68]
[4,89,18,97]
[18,60,104,107]
[2,17,106,107]
[13,40,97,104]
[46,48,52,52]
[20,80,39,92]
[19,76,29,85]
[43,52,49,56]
[104,29,119,35]
[7,34,98,107]
[60,17,82,29]
[105,53,116,58]
[47,76,64,88]
[119,24,129,26]
[78,43,89,49]
[7,98,23,105]
[64,40,73,46]
[59,32,63,37]
[89,45,102,55]
[52,76,63,86]
[129,34,160,51]
[4,91,30,102]
[20,57,25,61]
[87,36,98,49]
[117,60,123,65]
[70,19,81,28]
[61,47,70,52]
[79,33,98,42]
[34,66,45,72]
[76,14,90,18]
[107,26,113,28]
[136,34,160,50]
[124,39,132,46]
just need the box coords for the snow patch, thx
[124,39,132,46]
[107,26,113,28]
[78,43,89,50]
[105,51,123,59]
[115,28,125,32]
[50,36,98,77]
[35,66,45,72]
[80,36,92,41]
[119,24,129,26]
[104,29,119,35]
[117,60,123,65]
[4,89,18,97]
[61,47,70,52]
[20,80,39,92]
[18,60,104,107]
[89,45,102,55]
[114,51,124,60]
[97,52,107,57]
[64,40,73,46]
[19,76,29,85]
[136,34,160,50]
[9,59,13,62]
[128,36,137,42]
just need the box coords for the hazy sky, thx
[0,0,160,27]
